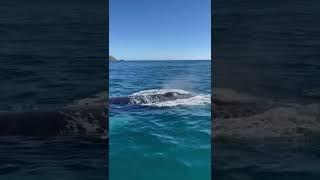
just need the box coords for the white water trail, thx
[129,89,211,107]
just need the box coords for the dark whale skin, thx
[109,92,194,105]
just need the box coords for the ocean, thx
[213,0,320,179]
[0,0,107,179]
[109,60,211,180]
[1,0,320,179]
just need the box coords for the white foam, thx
[131,89,191,96]
[129,89,211,107]
[213,88,320,140]
[215,103,320,139]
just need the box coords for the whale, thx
[0,91,195,136]
[0,90,273,137]
[109,92,195,105]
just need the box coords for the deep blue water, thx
[213,0,320,179]
[0,0,107,111]
[0,0,107,179]
[0,137,107,180]
[214,0,320,103]
[109,60,211,180]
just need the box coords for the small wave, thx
[129,89,211,107]
[142,95,211,107]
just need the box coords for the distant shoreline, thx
[108,55,117,61]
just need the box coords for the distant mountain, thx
[109,55,117,61]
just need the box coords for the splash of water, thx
[129,89,211,107]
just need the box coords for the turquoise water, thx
[109,60,211,180]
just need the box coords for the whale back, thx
[109,92,194,105]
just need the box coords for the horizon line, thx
[114,59,211,61]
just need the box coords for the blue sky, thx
[110,0,211,60]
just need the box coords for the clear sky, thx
[110,0,211,60]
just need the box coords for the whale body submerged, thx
[0,91,195,136]
[3,88,306,140]
[109,92,195,105]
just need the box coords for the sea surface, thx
[213,0,320,179]
[109,60,211,180]
[0,0,107,179]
